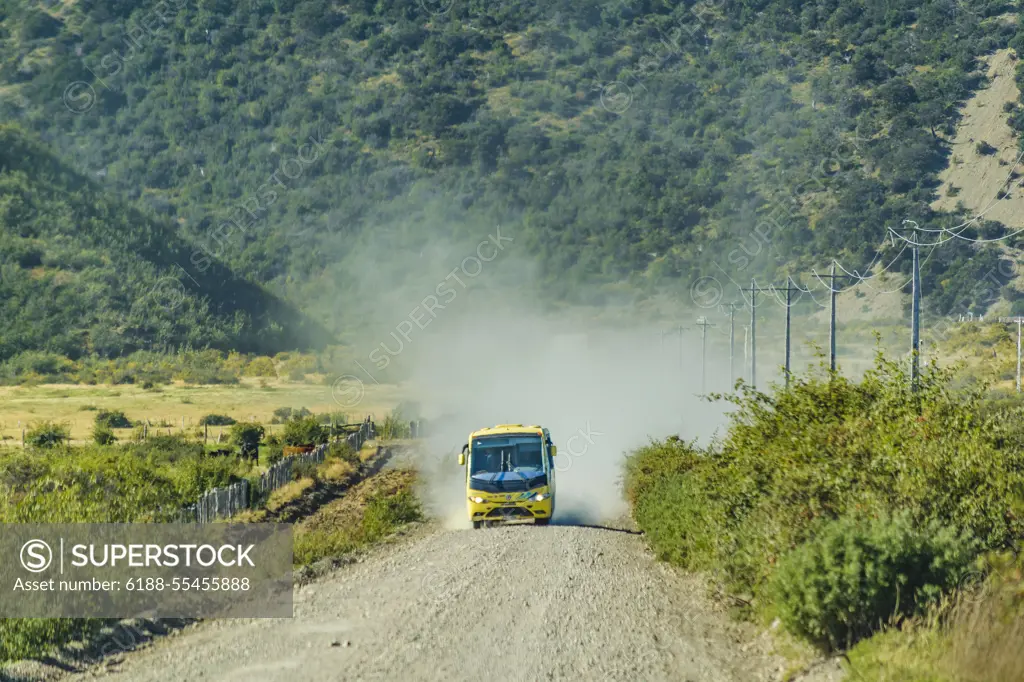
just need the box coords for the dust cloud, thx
[405,310,732,528]
[354,258,734,526]
[334,221,738,527]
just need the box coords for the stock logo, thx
[149,277,188,312]
[62,81,96,114]
[599,82,633,115]
[418,0,455,15]
[20,540,53,573]
[689,276,723,308]
[331,375,365,409]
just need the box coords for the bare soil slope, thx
[932,48,1024,227]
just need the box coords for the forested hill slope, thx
[0,124,332,360]
[2,0,1024,334]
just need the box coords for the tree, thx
[229,421,265,461]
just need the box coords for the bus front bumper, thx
[467,488,553,522]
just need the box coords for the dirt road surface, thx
[65,522,843,682]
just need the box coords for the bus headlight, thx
[533,493,550,502]
[471,496,485,504]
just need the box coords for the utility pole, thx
[778,278,803,387]
[742,279,758,387]
[660,325,690,373]
[808,263,858,375]
[742,280,803,389]
[911,240,921,391]
[721,302,740,384]
[829,262,837,372]
[696,316,715,393]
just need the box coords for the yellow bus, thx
[458,424,556,528]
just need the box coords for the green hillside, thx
[0,124,332,361]
[1,0,1024,345]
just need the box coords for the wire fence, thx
[175,416,425,524]
[258,443,328,496]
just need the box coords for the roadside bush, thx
[625,352,1024,650]
[94,409,132,429]
[292,459,319,481]
[281,416,327,446]
[25,421,70,449]
[328,439,359,465]
[770,512,976,650]
[91,424,116,445]
[198,414,236,426]
[362,489,422,537]
[171,454,245,501]
[293,484,421,566]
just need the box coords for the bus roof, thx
[470,424,545,438]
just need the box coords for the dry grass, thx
[847,566,1024,682]
[264,478,315,512]
[358,441,381,462]
[320,459,357,483]
[0,378,405,444]
[943,586,1024,682]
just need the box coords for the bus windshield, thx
[470,434,544,475]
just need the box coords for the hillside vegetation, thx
[0,125,332,361]
[1,0,1024,346]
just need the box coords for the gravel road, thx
[67,521,843,682]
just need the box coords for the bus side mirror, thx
[550,446,557,458]
[458,453,465,466]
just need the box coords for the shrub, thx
[362,489,422,538]
[264,444,284,466]
[328,439,359,465]
[976,140,997,155]
[171,454,244,501]
[244,356,277,377]
[281,416,327,446]
[25,421,70,449]
[770,512,976,650]
[378,411,411,440]
[625,353,1024,650]
[92,424,116,445]
[198,414,236,426]
[271,406,311,424]
[292,459,319,481]
[94,409,132,429]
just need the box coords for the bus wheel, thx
[535,518,550,526]
[472,521,482,529]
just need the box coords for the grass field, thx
[0,377,407,444]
